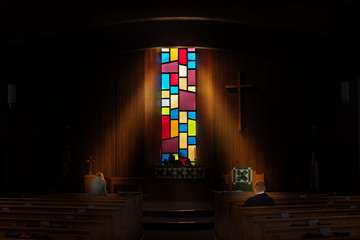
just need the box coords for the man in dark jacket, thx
[243,182,275,207]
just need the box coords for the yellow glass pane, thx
[171,120,179,137]
[170,48,178,61]
[189,145,196,161]
[162,107,170,115]
[174,154,179,160]
[162,48,170,52]
[188,86,196,92]
[170,95,178,109]
[179,78,187,90]
[188,120,196,136]
[179,111,187,123]
[179,65,187,77]
[180,133,188,148]
[162,90,170,98]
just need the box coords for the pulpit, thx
[84,174,96,193]
[223,167,264,192]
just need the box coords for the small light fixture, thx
[340,81,349,105]
[8,83,16,109]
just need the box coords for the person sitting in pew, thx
[89,172,107,196]
[243,182,275,207]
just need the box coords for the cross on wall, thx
[225,72,253,131]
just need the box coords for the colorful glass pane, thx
[179,111,187,123]
[171,120,179,137]
[170,74,178,85]
[188,145,196,161]
[179,124,187,132]
[170,95,178,109]
[179,49,187,65]
[162,153,170,162]
[188,86,196,92]
[162,107,170,115]
[162,74,170,89]
[170,86,179,94]
[162,62,178,73]
[180,132,187,148]
[170,109,179,119]
[188,136,196,145]
[188,111,196,120]
[179,91,196,110]
[170,48,178,61]
[179,78,187,90]
[161,48,196,166]
[188,61,196,69]
[162,90,170,98]
[188,52,196,60]
[188,120,196,136]
[162,116,170,139]
[179,65,187,77]
[162,53,170,63]
[179,149,188,158]
[162,99,170,107]
[162,138,179,153]
[188,70,196,85]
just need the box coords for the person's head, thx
[254,182,266,194]
[96,172,104,180]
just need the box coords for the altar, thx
[152,167,207,181]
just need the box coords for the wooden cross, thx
[225,72,253,131]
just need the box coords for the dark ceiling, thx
[0,0,359,71]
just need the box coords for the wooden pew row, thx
[14,193,143,240]
[232,206,360,240]
[0,217,104,239]
[0,226,91,240]
[0,193,143,240]
[215,193,360,240]
[251,214,360,240]
[0,210,114,239]
[261,223,360,240]
[214,192,337,240]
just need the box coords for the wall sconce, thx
[340,81,349,105]
[8,83,16,109]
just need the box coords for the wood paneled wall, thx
[71,51,146,192]
[0,47,357,195]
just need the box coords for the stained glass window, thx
[161,48,196,166]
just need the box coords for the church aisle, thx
[143,200,215,239]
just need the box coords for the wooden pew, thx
[0,193,143,240]
[251,214,360,240]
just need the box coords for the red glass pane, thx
[162,137,179,153]
[180,157,187,165]
[179,49,187,65]
[188,70,196,85]
[170,74,178,85]
[179,91,196,111]
[162,116,170,139]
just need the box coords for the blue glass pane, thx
[188,111,196,120]
[162,74,170,90]
[188,61,196,69]
[170,86,179,94]
[179,149,188,158]
[170,109,179,119]
[188,137,196,145]
[179,124,187,132]
[162,154,170,162]
[162,53,170,63]
[188,53,196,60]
